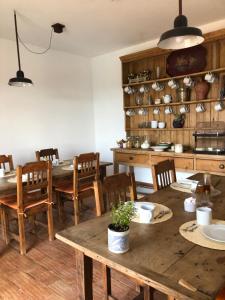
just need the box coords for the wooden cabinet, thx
[196,158,225,173]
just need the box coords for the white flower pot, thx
[108,225,129,254]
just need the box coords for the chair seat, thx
[0,192,49,210]
[55,181,94,194]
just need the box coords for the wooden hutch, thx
[111,29,225,176]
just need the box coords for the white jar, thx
[151,120,158,129]
[175,144,183,153]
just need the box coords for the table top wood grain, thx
[0,160,112,196]
[56,174,225,300]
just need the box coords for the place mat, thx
[170,182,221,197]
[179,220,225,250]
[0,171,16,178]
[7,175,37,183]
[132,202,173,224]
[61,164,82,171]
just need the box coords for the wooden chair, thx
[0,155,14,172]
[0,161,54,255]
[36,148,59,161]
[93,173,153,300]
[152,159,176,191]
[55,152,100,225]
[93,172,137,215]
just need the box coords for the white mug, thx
[139,203,156,223]
[196,103,205,113]
[183,76,194,87]
[180,105,189,114]
[153,108,160,115]
[164,106,173,114]
[205,72,215,83]
[168,79,176,87]
[196,207,212,225]
[151,120,158,128]
[214,102,224,111]
[52,158,59,166]
[139,85,149,93]
[175,144,183,153]
[163,94,172,104]
[0,168,5,177]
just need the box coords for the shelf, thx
[126,128,195,131]
[124,98,220,110]
[122,67,225,87]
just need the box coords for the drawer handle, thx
[129,157,133,160]
[219,164,225,169]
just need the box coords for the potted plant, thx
[173,113,185,128]
[108,201,135,254]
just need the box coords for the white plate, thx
[201,224,225,243]
[151,146,169,152]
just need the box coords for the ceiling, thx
[1,0,225,57]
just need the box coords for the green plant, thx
[110,201,136,232]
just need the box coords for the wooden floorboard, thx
[0,197,166,300]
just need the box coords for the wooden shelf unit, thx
[120,29,225,148]
[111,29,225,177]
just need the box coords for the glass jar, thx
[134,136,141,149]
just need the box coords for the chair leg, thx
[74,196,79,225]
[47,204,54,241]
[56,192,65,223]
[18,213,26,255]
[1,208,10,244]
[102,264,111,299]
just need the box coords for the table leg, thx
[100,166,107,181]
[167,296,176,300]
[102,264,112,299]
[75,250,93,300]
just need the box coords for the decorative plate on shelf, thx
[166,45,207,76]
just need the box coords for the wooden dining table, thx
[56,173,225,300]
[0,160,112,197]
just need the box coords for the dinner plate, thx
[201,224,225,243]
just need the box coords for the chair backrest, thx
[16,161,52,212]
[152,159,176,191]
[36,148,59,161]
[0,155,14,172]
[93,172,137,215]
[73,152,100,197]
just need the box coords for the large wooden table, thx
[56,173,225,300]
[0,160,112,197]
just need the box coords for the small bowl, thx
[158,122,166,129]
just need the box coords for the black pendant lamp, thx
[8,11,33,87]
[158,0,204,50]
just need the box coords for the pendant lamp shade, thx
[158,1,204,50]
[8,11,33,87]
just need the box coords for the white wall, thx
[0,38,94,166]
[92,19,225,182]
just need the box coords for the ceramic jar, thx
[195,79,209,100]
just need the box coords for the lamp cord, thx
[179,0,182,15]
[18,28,54,55]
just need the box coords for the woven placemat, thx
[0,171,16,178]
[179,220,225,250]
[132,202,173,224]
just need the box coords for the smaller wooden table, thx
[0,160,112,197]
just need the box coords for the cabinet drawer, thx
[115,152,150,165]
[151,156,194,170]
[196,159,225,173]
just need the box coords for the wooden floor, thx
[0,196,165,300]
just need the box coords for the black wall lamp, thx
[158,0,204,50]
[8,11,65,87]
